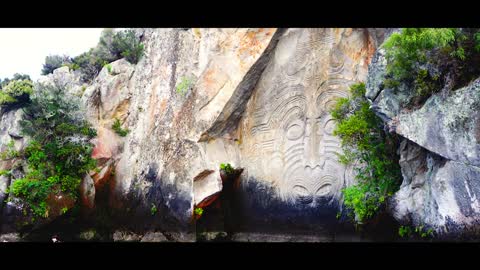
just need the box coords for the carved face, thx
[242,28,366,206]
[275,86,347,204]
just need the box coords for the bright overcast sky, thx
[0,28,105,81]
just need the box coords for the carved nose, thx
[304,119,321,169]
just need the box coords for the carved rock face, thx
[240,28,376,206]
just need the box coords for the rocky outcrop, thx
[79,28,285,234]
[366,34,480,237]
[391,139,480,237]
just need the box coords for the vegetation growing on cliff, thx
[331,82,402,224]
[383,28,480,106]
[112,118,129,137]
[0,79,33,108]
[41,29,144,83]
[41,55,72,75]
[8,82,97,217]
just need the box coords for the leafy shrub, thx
[398,225,434,239]
[41,55,72,75]
[176,77,192,96]
[220,163,234,175]
[71,29,144,83]
[0,73,31,89]
[112,118,129,137]
[383,28,480,105]
[72,49,104,83]
[0,140,19,160]
[0,79,33,107]
[194,207,204,217]
[105,64,112,74]
[11,82,97,217]
[398,225,412,238]
[150,203,157,216]
[331,82,402,224]
[110,29,144,64]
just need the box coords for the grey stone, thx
[230,232,332,242]
[112,230,142,242]
[80,174,95,209]
[394,78,480,167]
[140,231,169,242]
[390,139,480,237]
[0,233,21,242]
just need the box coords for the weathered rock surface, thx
[390,139,480,237]
[140,231,168,242]
[80,174,95,209]
[235,28,383,231]
[80,28,284,234]
[112,230,142,242]
[367,30,480,237]
[393,79,480,167]
[193,170,222,208]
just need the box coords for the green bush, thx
[11,82,97,218]
[331,82,402,224]
[41,55,72,75]
[71,29,144,83]
[0,140,19,160]
[110,29,144,64]
[383,28,480,104]
[150,203,158,216]
[0,73,31,89]
[398,225,434,239]
[220,163,234,175]
[176,77,192,96]
[112,118,129,137]
[0,79,33,107]
[194,207,204,216]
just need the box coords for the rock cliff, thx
[2,27,479,241]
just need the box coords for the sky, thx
[0,28,105,81]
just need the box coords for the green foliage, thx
[413,68,440,97]
[194,207,204,216]
[220,163,234,175]
[105,64,112,74]
[0,73,31,89]
[112,118,129,137]
[398,225,434,239]
[383,28,480,105]
[475,32,480,51]
[11,82,97,218]
[0,169,11,177]
[331,82,402,224]
[0,79,33,107]
[383,28,456,81]
[150,203,157,216]
[64,62,80,71]
[398,225,412,238]
[0,140,20,160]
[41,55,72,75]
[110,29,144,64]
[71,29,144,83]
[176,77,192,96]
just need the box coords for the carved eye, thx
[293,185,313,204]
[286,121,304,140]
[315,183,332,197]
[323,119,336,135]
